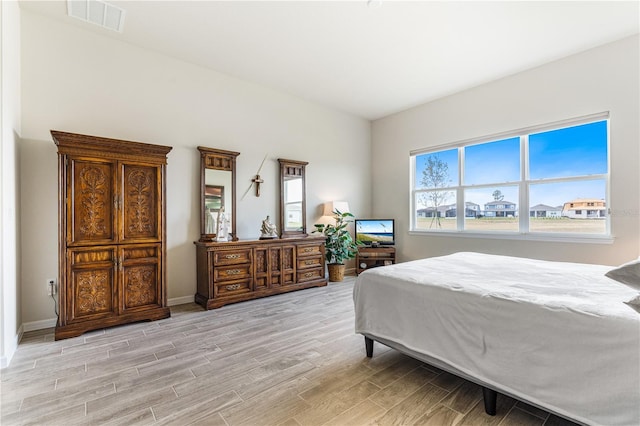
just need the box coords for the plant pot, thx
[328,263,346,282]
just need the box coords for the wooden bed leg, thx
[364,336,374,358]
[482,387,497,416]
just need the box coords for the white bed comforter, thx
[353,252,640,426]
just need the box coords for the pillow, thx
[605,257,640,291]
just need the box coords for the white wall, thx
[19,10,371,325]
[372,35,640,266]
[1,0,22,367]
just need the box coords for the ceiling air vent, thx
[67,0,125,33]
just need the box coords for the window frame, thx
[409,112,612,243]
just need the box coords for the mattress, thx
[353,252,640,426]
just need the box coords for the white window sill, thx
[408,230,614,244]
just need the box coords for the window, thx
[411,114,609,238]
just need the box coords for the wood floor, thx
[1,277,577,426]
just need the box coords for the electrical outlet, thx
[47,278,56,296]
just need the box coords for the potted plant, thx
[313,209,360,282]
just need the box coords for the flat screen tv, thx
[355,219,395,246]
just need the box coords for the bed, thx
[353,252,640,426]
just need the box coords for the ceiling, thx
[19,1,640,120]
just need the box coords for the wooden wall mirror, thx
[278,159,308,238]
[199,147,240,242]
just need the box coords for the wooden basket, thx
[328,264,346,282]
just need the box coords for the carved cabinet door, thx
[67,158,117,246]
[119,244,162,312]
[67,247,118,323]
[254,247,269,291]
[269,246,296,287]
[119,163,162,243]
[281,245,296,285]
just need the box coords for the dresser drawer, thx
[213,248,252,266]
[215,279,252,296]
[213,264,252,282]
[297,244,322,258]
[297,267,324,283]
[297,256,322,270]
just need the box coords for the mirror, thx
[199,147,240,242]
[278,159,308,238]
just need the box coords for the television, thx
[355,219,395,246]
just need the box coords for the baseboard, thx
[19,298,192,335]
[168,295,194,306]
[1,324,23,368]
[22,318,57,332]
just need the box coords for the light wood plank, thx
[152,389,243,422]
[322,399,386,426]
[415,403,466,426]
[459,394,518,426]
[501,407,546,426]
[369,366,440,409]
[372,383,449,426]
[440,381,484,414]
[293,380,381,425]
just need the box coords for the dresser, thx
[195,236,327,309]
[52,130,172,340]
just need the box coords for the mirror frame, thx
[278,158,308,239]
[199,146,240,242]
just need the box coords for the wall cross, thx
[252,175,264,197]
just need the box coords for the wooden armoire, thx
[52,130,172,340]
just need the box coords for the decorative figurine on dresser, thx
[52,130,172,340]
[260,215,278,239]
[194,149,327,310]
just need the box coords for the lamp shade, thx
[323,201,350,216]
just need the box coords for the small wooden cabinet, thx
[195,236,327,309]
[356,246,396,275]
[53,130,172,340]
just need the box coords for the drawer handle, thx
[225,284,241,291]
[303,272,316,278]
[302,248,314,253]
[226,269,242,275]
[304,260,317,265]
[223,254,241,260]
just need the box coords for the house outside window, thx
[410,113,609,239]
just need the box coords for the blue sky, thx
[529,121,608,179]
[415,120,607,208]
[465,137,520,184]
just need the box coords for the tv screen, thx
[355,219,395,246]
